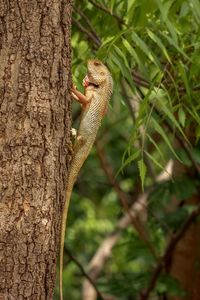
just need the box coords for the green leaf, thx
[113,45,130,69]
[178,107,186,127]
[186,107,200,126]
[122,38,140,66]
[144,151,166,172]
[160,31,190,60]
[195,126,200,143]
[152,118,181,161]
[110,0,115,13]
[110,51,135,90]
[190,0,200,24]
[147,133,166,163]
[146,29,171,63]
[155,0,174,22]
[178,62,191,100]
[157,274,186,297]
[132,32,160,67]
[104,27,133,53]
[117,149,140,176]
[156,96,188,141]
[192,147,200,164]
[138,159,147,191]
[155,0,179,43]
[165,19,178,45]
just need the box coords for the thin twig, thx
[65,246,106,300]
[73,6,101,46]
[72,17,100,49]
[88,0,125,25]
[132,70,150,88]
[140,202,200,300]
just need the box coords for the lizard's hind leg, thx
[73,135,86,153]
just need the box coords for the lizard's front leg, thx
[71,84,88,105]
[71,84,92,109]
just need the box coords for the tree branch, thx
[140,201,200,300]
[72,17,101,49]
[65,246,106,300]
[132,70,150,88]
[88,0,125,25]
[73,6,101,46]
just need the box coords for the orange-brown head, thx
[85,59,113,98]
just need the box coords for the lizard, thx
[59,59,113,300]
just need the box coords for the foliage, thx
[55,0,200,299]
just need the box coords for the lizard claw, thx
[71,92,79,101]
[71,84,81,101]
[83,76,89,88]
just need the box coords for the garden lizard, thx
[60,59,113,300]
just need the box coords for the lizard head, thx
[84,59,113,97]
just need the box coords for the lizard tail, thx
[59,142,91,300]
[59,186,73,300]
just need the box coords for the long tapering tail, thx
[59,140,92,300]
[59,186,73,300]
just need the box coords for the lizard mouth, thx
[83,76,99,88]
[88,82,99,88]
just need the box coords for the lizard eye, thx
[100,72,105,76]
[94,61,101,66]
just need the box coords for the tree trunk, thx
[0,1,72,299]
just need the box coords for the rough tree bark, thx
[0,0,72,299]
